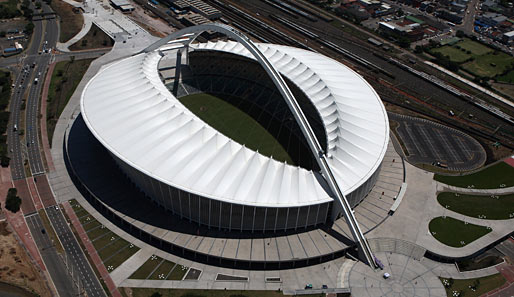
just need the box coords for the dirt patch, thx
[0,221,51,297]
[69,23,113,51]
[491,82,514,101]
[127,1,175,37]
[50,0,84,43]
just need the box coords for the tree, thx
[149,293,162,297]
[0,31,5,37]
[24,22,34,35]
[0,156,10,167]
[456,30,465,38]
[5,188,21,213]
[397,8,404,17]
[414,45,424,53]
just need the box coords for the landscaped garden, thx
[437,192,514,220]
[440,274,506,297]
[129,255,188,281]
[434,161,514,189]
[429,217,491,247]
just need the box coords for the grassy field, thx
[50,0,83,42]
[47,58,93,145]
[462,51,514,78]
[69,23,114,51]
[431,46,471,63]
[437,192,514,220]
[496,70,514,83]
[125,288,327,297]
[179,93,294,164]
[429,217,491,247]
[431,38,514,78]
[434,162,514,189]
[458,38,493,55]
[69,200,139,271]
[440,274,506,297]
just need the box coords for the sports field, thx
[430,38,514,78]
[179,93,294,165]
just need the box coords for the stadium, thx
[80,24,389,234]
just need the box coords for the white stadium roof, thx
[80,41,389,208]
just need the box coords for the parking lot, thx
[390,113,486,171]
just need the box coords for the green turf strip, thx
[86,225,110,241]
[130,256,163,279]
[91,231,119,250]
[179,93,294,165]
[438,192,514,220]
[148,260,176,280]
[434,162,514,189]
[103,244,139,271]
[429,217,491,247]
[98,238,129,261]
[83,220,102,232]
[167,264,188,280]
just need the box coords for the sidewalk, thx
[480,263,514,297]
[62,201,122,297]
[40,62,56,173]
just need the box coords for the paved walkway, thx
[40,62,55,173]
[368,162,514,259]
[62,201,122,297]
[56,16,92,52]
[438,183,514,195]
[480,263,514,297]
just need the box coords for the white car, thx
[383,273,391,279]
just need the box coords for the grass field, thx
[434,162,514,189]
[440,274,506,297]
[47,59,93,145]
[69,200,139,271]
[437,192,514,220]
[69,23,114,51]
[462,51,514,78]
[50,0,83,42]
[179,93,294,164]
[458,38,493,55]
[125,288,327,297]
[496,70,514,83]
[431,46,471,63]
[429,217,491,247]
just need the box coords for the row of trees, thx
[0,71,12,167]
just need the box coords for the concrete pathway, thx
[369,162,514,259]
[56,16,92,52]
[437,183,514,195]
[62,201,122,297]
[110,248,154,286]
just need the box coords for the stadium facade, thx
[80,25,389,232]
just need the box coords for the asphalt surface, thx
[1,3,108,296]
[46,206,106,297]
[25,213,78,297]
[390,113,486,171]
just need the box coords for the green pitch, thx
[179,93,294,165]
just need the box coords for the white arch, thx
[144,24,376,267]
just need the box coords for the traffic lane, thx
[46,207,106,297]
[25,214,78,297]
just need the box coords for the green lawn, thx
[458,38,493,56]
[437,192,514,220]
[148,260,176,280]
[429,217,491,247]
[179,93,294,164]
[126,288,327,297]
[130,256,164,279]
[440,274,506,297]
[462,51,514,78]
[431,46,471,63]
[47,59,93,145]
[497,69,514,83]
[434,162,514,189]
[69,199,140,271]
[167,264,188,280]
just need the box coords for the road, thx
[46,205,106,297]
[2,2,108,296]
[25,213,79,296]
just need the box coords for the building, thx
[379,21,425,41]
[436,9,464,24]
[3,42,23,56]
[109,0,135,12]
[80,29,389,232]
[502,30,514,43]
[479,12,508,27]
[180,12,211,26]
[169,0,221,20]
